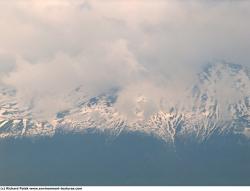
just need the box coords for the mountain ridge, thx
[1,62,250,144]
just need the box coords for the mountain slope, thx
[1,62,250,143]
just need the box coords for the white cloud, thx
[1,0,250,119]
[3,39,145,119]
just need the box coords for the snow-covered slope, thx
[1,62,250,143]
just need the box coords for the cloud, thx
[1,0,250,119]
[3,39,145,119]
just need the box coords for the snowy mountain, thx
[1,62,250,143]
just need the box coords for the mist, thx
[1,0,250,119]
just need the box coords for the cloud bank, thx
[1,0,250,119]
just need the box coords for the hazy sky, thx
[1,0,250,119]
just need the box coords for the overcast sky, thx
[1,0,250,119]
